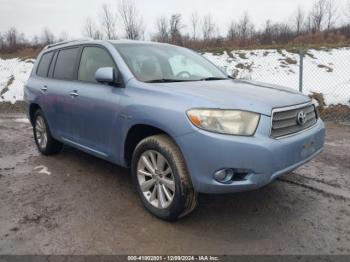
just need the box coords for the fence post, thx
[299,51,304,93]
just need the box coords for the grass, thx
[235,62,253,71]
[235,63,246,69]
[0,75,15,98]
[198,42,350,54]
[0,48,42,60]
[305,52,316,59]
[237,52,247,59]
[317,64,333,72]
[277,49,286,56]
[280,57,298,65]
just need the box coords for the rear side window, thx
[37,52,53,77]
[53,48,79,80]
[78,47,117,83]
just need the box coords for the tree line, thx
[1,0,350,54]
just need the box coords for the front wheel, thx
[131,135,197,221]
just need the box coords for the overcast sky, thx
[0,0,348,39]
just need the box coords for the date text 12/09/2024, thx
[127,256,219,261]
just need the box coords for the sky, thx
[0,0,349,39]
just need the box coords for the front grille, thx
[271,103,317,138]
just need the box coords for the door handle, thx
[70,91,79,97]
[41,86,48,92]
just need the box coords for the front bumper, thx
[176,115,325,194]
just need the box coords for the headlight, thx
[186,109,260,136]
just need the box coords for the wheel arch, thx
[29,103,41,125]
[123,124,175,167]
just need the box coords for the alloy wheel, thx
[35,115,48,150]
[137,150,175,209]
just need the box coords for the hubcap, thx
[137,150,175,209]
[35,116,47,150]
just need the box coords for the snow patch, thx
[14,118,30,124]
[0,58,34,104]
[34,165,51,176]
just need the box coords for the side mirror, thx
[95,67,121,86]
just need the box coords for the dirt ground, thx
[0,113,349,255]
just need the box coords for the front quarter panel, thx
[116,80,214,165]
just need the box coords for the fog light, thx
[214,169,234,183]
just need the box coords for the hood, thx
[154,79,310,116]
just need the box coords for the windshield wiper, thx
[145,78,191,83]
[199,77,229,81]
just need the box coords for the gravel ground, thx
[0,113,349,255]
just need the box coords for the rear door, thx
[47,47,81,140]
[71,45,122,156]
[33,50,54,116]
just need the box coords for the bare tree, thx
[32,35,40,46]
[305,13,313,33]
[118,0,144,40]
[325,0,338,31]
[227,21,239,40]
[94,29,104,40]
[202,14,216,40]
[5,27,18,49]
[190,12,200,40]
[237,12,254,43]
[169,14,184,43]
[83,17,98,38]
[41,28,55,45]
[0,33,4,50]
[261,19,273,44]
[294,7,305,34]
[310,0,327,31]
[58,31,68,42]
[155,16,169,42]
[100,4,116,40]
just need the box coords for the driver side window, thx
[78,46,117,83]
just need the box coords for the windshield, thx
[113,43,228,82]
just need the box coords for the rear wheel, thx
[33,109,63,155]
[131,135,197,221]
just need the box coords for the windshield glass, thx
[113,43,228,82]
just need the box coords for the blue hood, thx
[153,79,310,116]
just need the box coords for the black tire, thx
[131,134,198,221]
[33,109,63,155]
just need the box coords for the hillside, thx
[0,48,349,106]
[203,47,350,106]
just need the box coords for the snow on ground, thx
[0,58,34,104]
[0,48,349,105]
[203,47,350,106]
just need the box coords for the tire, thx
[131,134,198,221]
[33,109,63,155]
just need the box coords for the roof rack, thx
[44,38,93,49]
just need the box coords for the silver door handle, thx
[41,86,48,92]
[70,91,79,97]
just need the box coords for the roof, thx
[44,39,168,51]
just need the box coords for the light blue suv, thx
[25,40,325,220]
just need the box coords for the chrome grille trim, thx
[270,102,318,139]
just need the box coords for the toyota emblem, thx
[297,111,307,126]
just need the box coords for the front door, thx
[70,46,122,156]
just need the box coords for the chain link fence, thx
[203,47,350,121]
